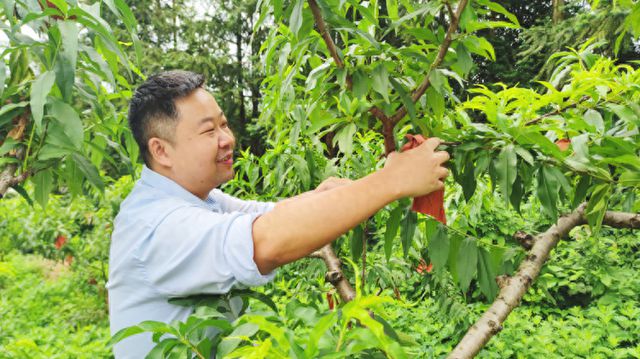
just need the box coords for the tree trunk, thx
[552,0,563,24]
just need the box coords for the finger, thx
[421,137,441,152]
[434,150,450,163]
[436,166,449,179]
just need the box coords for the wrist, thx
[371,167,405,201]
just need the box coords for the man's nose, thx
[218,129,235,148]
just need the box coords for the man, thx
[107,70,449,358]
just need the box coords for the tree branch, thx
[448,205,640,358]
[602,210,640,229]
[309,244,356,303]
[525,95,590,126]
[0,112,30,198]
[387,0,469,128]
[308,0,352,89]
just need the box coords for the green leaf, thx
[384,205,403,260]
[217,323,260,357]
[607,103,639,127]
[386,0,398,19]
[514,131,563,158]
[32,168,53,208]
[494,144,517,207]
[546,166,571,200]
[49,99,84,149]
[0,138,18,157]
[509,174,523,213]
[351,69,369,99]
[476,0,519,25]
[289,0,304,37]
[477,247,498,300]
[11,184,33,206]
[454,44,473,75]
[400,209,417,257]
[427,87,445,120]
[583,109,604,133]
[389,77,416,120]
[109,321,176,346]
[456,238,478,293]
[0,101,28,118]
[305,312,337,357]
[305,148,316,187]
[333,123,356,156]
[65,156,82,196]
[619,170,640,187]
[350,224,365,261]
[72,153,104,192]
[585,183,611,234]
[305,112,341,135]
[30,71,56,132]
[371,64,390,103]
[447,235,461,283]
[572,176,591,209]
[537,166,559,222]
[109,326,145,346]
[55,21,79,102]
[427,224,449,270]
[0,60,6,98]
[429,69,445,94]
[461,155,476,201]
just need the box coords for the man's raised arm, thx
[252,137,449,274]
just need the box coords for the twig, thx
[308,0,352,89]
[448,204,640,358]
[525,95,590,126]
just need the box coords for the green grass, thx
[0,253,112,358]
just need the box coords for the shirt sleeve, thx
[211,189,276,214]
[133,205,275,297]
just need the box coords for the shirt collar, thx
[140,166,218,209]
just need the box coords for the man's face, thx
[165,88,235,199]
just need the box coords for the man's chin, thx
[216,170,235,186]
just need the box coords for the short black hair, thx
[128,70,205,166]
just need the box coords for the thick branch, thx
[388,0,469,127]
[309,244,356,302]
[448,205,640,358]
[0,162,20,198]
[603,210,640,229]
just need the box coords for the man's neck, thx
[148,164,209,200]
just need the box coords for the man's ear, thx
[148,137,173,168]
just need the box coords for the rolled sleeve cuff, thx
[224,212,276,286]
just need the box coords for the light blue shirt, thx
[107,166,275,358]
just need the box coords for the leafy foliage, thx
[1,0,138,203]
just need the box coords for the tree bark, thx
[0,112,30,198]
[310,244,356,302]
[448,204,640,358]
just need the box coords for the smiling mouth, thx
[217,154,233,163]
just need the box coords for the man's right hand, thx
[382,137,449,198]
